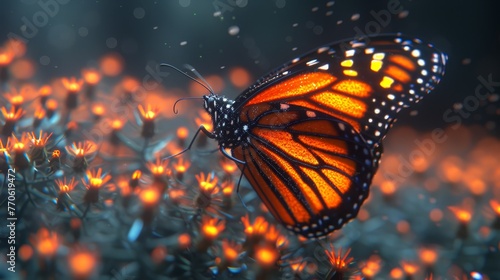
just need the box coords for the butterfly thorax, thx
[203,95,246,148]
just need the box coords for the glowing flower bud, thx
[65,141,97,172]
[138,104,160,138]
[82,168,111,204]
[197,216,225,252]
[61,77,83,110]
[1,106,25,136]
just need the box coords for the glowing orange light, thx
[138,104,160,120]
[178,233,191,249]
[55,177,78,193]
[241,215,269,237]
[32,228,59,257]
[8,133,30,153]
[429,208,443,222]
[195,110,213,131]
[221,239,241,263]
[490,200,500,215]
[132,170,142,180]
[140,188,160,206]
[84,168,112,189]
[289,259,307,273]
[19,244,33,261]
[117,180,131,196]
[177,126,189,140]
[34,108,46,120]
[439,156,463,183]
[65,141,97,158]
[464,177,487,196]
[229,67,251,88]
[410,153,429,173]
[121,76,140,92]
[39,85,52,97]
[380,180,397,196]
[10,58,35,80]
[99,53,124,76]
[28,130,52,147]
[361,255,381,278]
[173,157,190,174]
[151,246,168,264]
[69,250,97,278]
[0,48,14,66]
[61,77,84,92]
[324,245,353,271]
[221,158,238,174]
[46,99,58,110]
[419,247,438,265]
[82,68,102,85]
[111,119,124,130]
[52,150,61,158]
[1,106,24,121]
[390,267,404,279]
[255,245,279,268]
[449,206,472,223]
[396,220,410,234]
[201,216,225,240]
[168,189,185,203]
[70,218,81,231]
[400,261,419,276]
[91,104,106,116]
[147,157,170,177]
[196,172,219,193]
[0,140,7,154]
[221,181,234,196]
[9,95,24,107]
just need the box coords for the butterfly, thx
[181,34,447,239]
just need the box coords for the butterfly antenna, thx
[172,96,204,114]
[160,63,216,114]
[183,64,215,93]
[160,63,215,95]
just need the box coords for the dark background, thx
[1,0,499,134]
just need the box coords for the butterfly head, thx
[203,94,243,147]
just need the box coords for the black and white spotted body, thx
[203,94,245,148]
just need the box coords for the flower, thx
[82,168,112,204]
[1,106,25,136]
[61,77,84,92]
[65,141,98,172]
[137,104,160,138]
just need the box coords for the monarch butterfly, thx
[174,34,447,239]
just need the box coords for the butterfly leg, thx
[162,125,214,162]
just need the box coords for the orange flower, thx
[201,216,225,240]
[138,104,160,120]
[61,77,84,92]
[324,245,354,272]
[55,177,78,193]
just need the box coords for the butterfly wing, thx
[232,104,379,238]
[229,34,447,238]
[233,34,447,145]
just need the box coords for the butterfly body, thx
[201,34,447,238]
